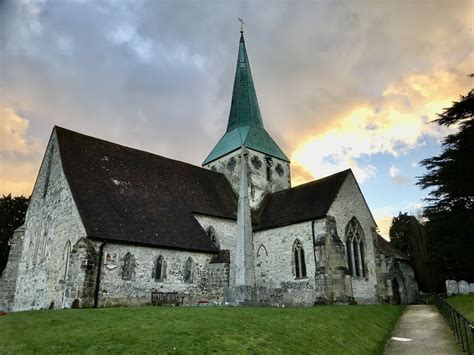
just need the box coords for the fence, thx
[434,294,474,354]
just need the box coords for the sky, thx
[0,0,473,238]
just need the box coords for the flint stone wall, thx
[204,148,290,208]
[12,133,88,311]
[97,243,214,307]
[253,221,319,305]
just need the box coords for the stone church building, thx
[0,31,418,311]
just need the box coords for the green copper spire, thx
[203,32,289,166]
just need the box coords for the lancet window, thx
[293,240,307,279]
[153,255,166,282]
[183,257,194,283]
[122,252,135,280]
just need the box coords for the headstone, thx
[469,283,474,294]
[458,280,469,294]
[446,279,459,296]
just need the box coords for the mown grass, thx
[446,294,474,322]
[0,305,404,354]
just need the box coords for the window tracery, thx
[345,218,366,278]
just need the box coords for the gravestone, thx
[458,280,469,294]
[446,280,459,296]
[469,283,474,294]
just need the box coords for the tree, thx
[417,88,474,291]
[389,212,431,291]
[0,194,30,275]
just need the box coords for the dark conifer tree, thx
[417,87,474,291]
[0,194,30,275]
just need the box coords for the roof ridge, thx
[267,168,352,197]
[54,126,227,177]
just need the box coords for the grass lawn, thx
[0,305,404,354]
[446,294,474,322]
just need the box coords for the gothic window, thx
[153,255,166,282]
[183,257,194,283]
[345,218,366,278]
[293,240,307,278]
[62,240,71,282]
[43,145,54,199]
[122,252,135,280]
[206,226,219,248]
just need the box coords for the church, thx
[0,29,419,311]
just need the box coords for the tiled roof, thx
[254,170,352,230]
[375,234,410,260]
[55,126,237,252]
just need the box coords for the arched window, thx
[153,255,166,282]
[293,240,306,278]
[63,240,71,282]
[122,252,135,280]
[345,218,366,278]
[183,257,194,283]
[206,226,219,248]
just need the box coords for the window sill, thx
[350,276,369,281]
[294,277,308,281]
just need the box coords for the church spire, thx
[226,27,264,132]
[202,29,289,166]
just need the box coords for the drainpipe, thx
[94,241,107,308]
[311,220,318,272]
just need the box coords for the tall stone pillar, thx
[234,146,255,287]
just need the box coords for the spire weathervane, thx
[238,17,245,33]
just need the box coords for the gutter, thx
[93,241,107,308]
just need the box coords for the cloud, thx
[389,165,409,185]
[0,0,472,198]
[0,105,44,196]
[291,66,472,185]
[107,23,153,61]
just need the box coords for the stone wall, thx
[12,132,88,311]
[0,226,25,311]
[253,221,319,305]
[96,243,215,307]
[327,172,381,303]
[203,148,290,208]
[193,214,236,285]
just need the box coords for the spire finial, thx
[238,17,245,34]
